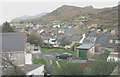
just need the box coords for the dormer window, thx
[109,39,113,43]
[9,53,17,60]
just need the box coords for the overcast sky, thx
[0,0,119,23]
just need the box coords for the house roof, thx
[83,36,97,44]
[65,28,76,35]
[2,64,43,75]
[70,35,82,42]
[2,32,27,52]
[76,44,94,49]
[21,64,43,74]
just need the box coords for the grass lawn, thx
[51,60,68,68]
[41,48,62,53]
[33,59,47,65]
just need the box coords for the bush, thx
[55,63,85,75]
[87,60,117,75]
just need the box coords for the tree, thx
[55,63,85,75]
[87,60,117,75]
[86,51,117,75]
[27,34,44,47]
[2,21,15,32]
[2,54,25,76]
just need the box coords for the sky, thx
[0,0,119,24]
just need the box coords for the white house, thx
[79,34,86,44]
[107,52,120,62]
[48,38,57,45]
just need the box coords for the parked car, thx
[56,53,72,59]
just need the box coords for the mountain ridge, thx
[11,5,118,27]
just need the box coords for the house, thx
[65,28,76,36]
[83,36,97,44]
[1,32,44,76]
[76,44,95,59]
[48,38,57,45]
[79,34,86,44]
[108,35,120,46]
[107,52,120,62]
[25,43,41,54]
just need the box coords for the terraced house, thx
[1,32,44,76]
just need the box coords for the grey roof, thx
[88,30,98,37]
[65,28,76,35]
[77,44,94,49]
[2,32,26,52]
[70,35,82,42]
[83,36,97,44]
[95,32,112,48]
[21,64,43,74]
[63,35,81,42]
[60,35,82,46]
[2,64,43,75]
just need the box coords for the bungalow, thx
[1,32,44,76]
[76,44,95,59]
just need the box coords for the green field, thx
[32,59,47,65]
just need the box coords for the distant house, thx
[61,35,82,50]
[25,43,41,54]
[108,35,120,47]
[48,38,57,45]
[107,52,120,62]
[1,32,44,76]
[79,34,86,44]
[65,28,76,36]
[76,44,95,59]
[83,36,97,44]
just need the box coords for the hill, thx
[11,5,118,27]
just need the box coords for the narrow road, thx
[32,50,61,60]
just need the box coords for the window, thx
[109,39,113,43]
[9,53,17,60]
[52,40,56,42]
[115,40,120,44]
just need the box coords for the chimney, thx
[25,53,32,64]
[79,33,86,44]
[82,33,86,38]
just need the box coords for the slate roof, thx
[63,35,81,42]
[2,32,26,52]
[83,36,97,44]
[95,32,113,48]
[77,44,94,49]
[21,64,43,74]
[2,64,43,75]
[65,28,76,35]
[70,35,82,42]
[60,35,82,46]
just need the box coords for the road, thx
[32,50,62,61]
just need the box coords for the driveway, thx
[32,50,61,60]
